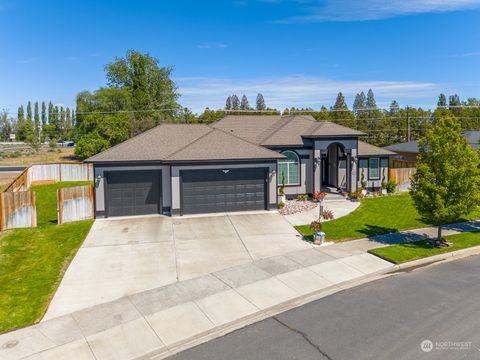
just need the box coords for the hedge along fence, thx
[58,185,94,224]
[0,191,36,230]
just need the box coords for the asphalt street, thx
[169,255,480,360]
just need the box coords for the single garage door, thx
[105,170,161,217]
[181,168,268,215]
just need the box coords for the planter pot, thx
[381,189,388,195]
[361,189,367,196]
[313,231,326,245]
[278,194,286,204]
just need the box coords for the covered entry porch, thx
[314,139,358,194]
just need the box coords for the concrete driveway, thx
[44,212,312,320]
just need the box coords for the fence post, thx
[0,192,4,231]
[57,188,63,225]
[31,192,37,227]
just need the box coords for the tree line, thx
[0,102,75,145]
[5,50,480,158]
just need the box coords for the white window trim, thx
[278,151,300,186]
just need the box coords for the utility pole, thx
[406,106,411,142]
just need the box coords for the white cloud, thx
[269,0,480,22]
[176,75,439,112]
[196,43,228,49]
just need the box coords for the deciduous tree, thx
[411,113,480,243]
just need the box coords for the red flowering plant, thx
[313,191,327,202]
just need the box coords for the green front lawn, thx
[0,182,94,333]
[295,193,480,242]
[369,231,480,264]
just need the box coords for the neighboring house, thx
[86,115,395,217]
[385,130,480,162]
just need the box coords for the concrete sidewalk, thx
[2,220,478,360]
[1,246,393,360]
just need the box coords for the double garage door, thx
[180,168,268,215]
[104,167,268,217]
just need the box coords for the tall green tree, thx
[231,95,240,110]
[16,105,25,140]
[411,113,480,242]
[59,106,66,139]
[330,92,355,129]
[225,96,232,110]
[34,102,40,141]
[437,93,447,107]
[256,93,266,111]
[41,101,47,142]
[353,92,366,114]
[104,49,180,135]
[240,94,249,110]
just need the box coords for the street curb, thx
[144,245,480,360]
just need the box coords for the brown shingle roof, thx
[86,124,212,162]
[166,129,285,161]
[308,121,365,137]
[260,115,317,146]
[211,115,283,144]
[358,141,396,157]
[86,123,284,163]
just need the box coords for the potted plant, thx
[310,220,325,245]
[381,168,388,195]
[360,169,367,196]
[278,172,286,204]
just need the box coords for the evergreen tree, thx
[26,101,32,122]
[225,96,232,110]
[366,89,377,109]
[48,101,53,122]
[333,92,348,110]
[389,100,400,115]
[41,101,47,142]
[240,94,249,110]
[411,113,480,242]
[34,101,40,141]
[66,107,72,138]
[353,92,366,113]
[16,105,25,140]
[256,93,266,111]
[448,94,461,107]
[330,92,355,129]
[231,95,240,110]
[59,106,66,139]
[437,93,447,107]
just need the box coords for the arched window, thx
[278,151,300,185]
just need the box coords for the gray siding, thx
[357,157,389,190]
[275,149,313,196]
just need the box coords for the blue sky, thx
[1,0,480,113]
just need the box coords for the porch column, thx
[313,148,321,194]
[346,152,352,193]
[350,148,358,192]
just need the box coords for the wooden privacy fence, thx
[2,163,93,194]
[0,191,36,230]
[3,167,31,192]
[58,185,94,224]
[389,167,416,192]
[30,163,93,183]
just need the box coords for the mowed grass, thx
[369,231,480,264]
[295,193,480,242]
[0,181,94,333]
